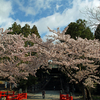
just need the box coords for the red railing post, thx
[69,96,73,100]
[60,94,62,100]
[6,95,9,100]
[25,93,27,99]
[0,91,1,98]
[18,94,20,100]
[66,94,69,100]
[60,93,74,100]
[61,94,67,100]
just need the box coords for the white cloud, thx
[56,4,62,10]
[36,0,100,41]
[34,0,52,10]
[15,0,55,16]
[14,0,35,16]
[0,0,14,29]
[0,0,12,18]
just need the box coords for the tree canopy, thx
[8,22,41,38]
[0,24,100,100]
[21,24,31,37]
[95,24,100,40]
[0,29,46,86]
[31,25,40,38]
[8,22,21,35]
[65,19,94,40]
[47,27,100,100]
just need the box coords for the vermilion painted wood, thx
[60,94,73,100]
[0,91,27,100]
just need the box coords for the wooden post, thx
[6,95,9,100]
[18,94,20,100]
[25,93,27,99]
[6,91,9,100]
[0,91,1,98]
[69,96,73,100]
[66,94,69,100]
[60,94,62,100]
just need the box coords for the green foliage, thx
[27,74,38,86]
[65,19,94,40]
[8,22,41,38]
[0,57,10,60]
[95,24,100,40]
[31,52,37,56]
[0,57,10,63]
[24,41,34,47]
[8,22,21,35]
[17,74,38,89]
[25,52,37,57]
[14,56,19,60]
[21,24,31,37]
[8,22,40,57]
[31,25,41,38]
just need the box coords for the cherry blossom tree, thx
[46,27,100,100]
[0,29,27,86]
[12,25,100,99]
[0,26,100,100]
[0,28,50,86]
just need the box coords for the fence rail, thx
[0,91,27,100]
[60,94,73,100]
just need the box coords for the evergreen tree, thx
[31,25,40,38]
[21,24,31,37]
[8,22,21,35]
[65,19,94,40]
[8,22,41,38]
[95,24,100,40]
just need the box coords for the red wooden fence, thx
[0,91,27,100]
[60,94,73,100]
[0,91,73,100]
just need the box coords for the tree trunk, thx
[86,87,93,100]
[25,86,27,93]
[83,86,92,100]
[83,86,86,100]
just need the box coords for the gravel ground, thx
[26,91,82,100]
[27,90,60,100]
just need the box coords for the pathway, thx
[25,91,82,100]
[26,90,60,100]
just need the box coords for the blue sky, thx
[0,0,100,41]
